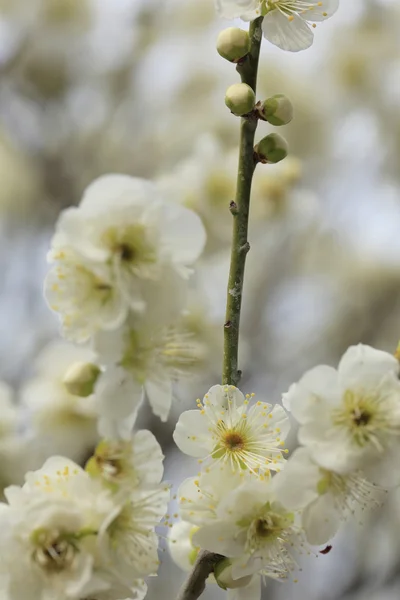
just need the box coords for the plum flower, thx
[174,384,289,475]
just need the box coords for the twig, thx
[176,551,223,600]
[223,17,263,386]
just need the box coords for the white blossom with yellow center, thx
[173,385,289,475]
[45,174,206,343]
[284,344,400,487]
[216,0,339,52]
[0,457,115,600]
[274,447,387,545]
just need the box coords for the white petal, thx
[81,174,158,212]
[193,522,244,557]
[302,494,340,545]
[145,374,173,422]
[205,384,245,411]
[283,365,340,423]
[168,521,197,572]
[262,11,313,52]
[173,410,213,457]
[266,404,290,441]
[95,368,143,420]
[338,344,399,390]
[273,448,319,510]
[215,0,259,19]
[132,430,164,485]
[159,201,206,266]
[228,575,261,600]
[302,0,339,22]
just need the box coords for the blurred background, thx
[0,0,400,598]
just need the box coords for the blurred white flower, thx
[21,340,99,461]
[94,316,206,427]
[98,483,170,587]
[86,430,164,491]
[173,384,289,475]
[283,344,400,487]
[274,447,387,545]
[216,0,339,52]
[45,174,206,343]
[0,456,115,600]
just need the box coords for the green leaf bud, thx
[254,133,289,164]
[217,27,250,63]
[225,83,255,117]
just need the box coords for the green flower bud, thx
[63,362,101,397]
[254,133,289,164]
[217,27,250,63]
[225,83,255,117]
[259,94,294,126]
[214,558,253,590]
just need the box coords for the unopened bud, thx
[217,27,250,63]
[225,83,255,117]
[254,133,288,164]
[214,558,253,590]
[259,94,294,126]
[63,362,101,397]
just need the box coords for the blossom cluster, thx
[44,174,206,435]
[169,345,400,600]
[0,432,169,600]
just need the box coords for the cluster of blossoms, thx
[217,0,339,52]
[169,345,400,600]
[0,431,169,600]
[44,174,206,434]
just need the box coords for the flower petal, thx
[338,344,399,390]
[145,375,173,422]
[262,11,313,52]
[159,201,206,266]
[173,410,213,457]
[302,494,340,545]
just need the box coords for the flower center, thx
[223,431,245,450]
[32,532,76,573]
[117,243,135,262]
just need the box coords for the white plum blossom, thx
[168,521,262,600]
[0,457,115,600]
[283,344,400,487]
[45,174,206,343]
[173,385,289,475]
[216,0,340,52]
[190,475,302,580]
[0,451,169,600]
[85,430,164,491]
[21,341,99,461]
[274,447,387,545]
[93,316,206,429]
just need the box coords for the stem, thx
[176,18,263,600]
[176,551,223,600]
[223,17,263,386]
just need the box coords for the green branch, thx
[223,17,263,386]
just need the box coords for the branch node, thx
[240,242,250,254]
[224,320,233,329]
[229,201,238,215]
